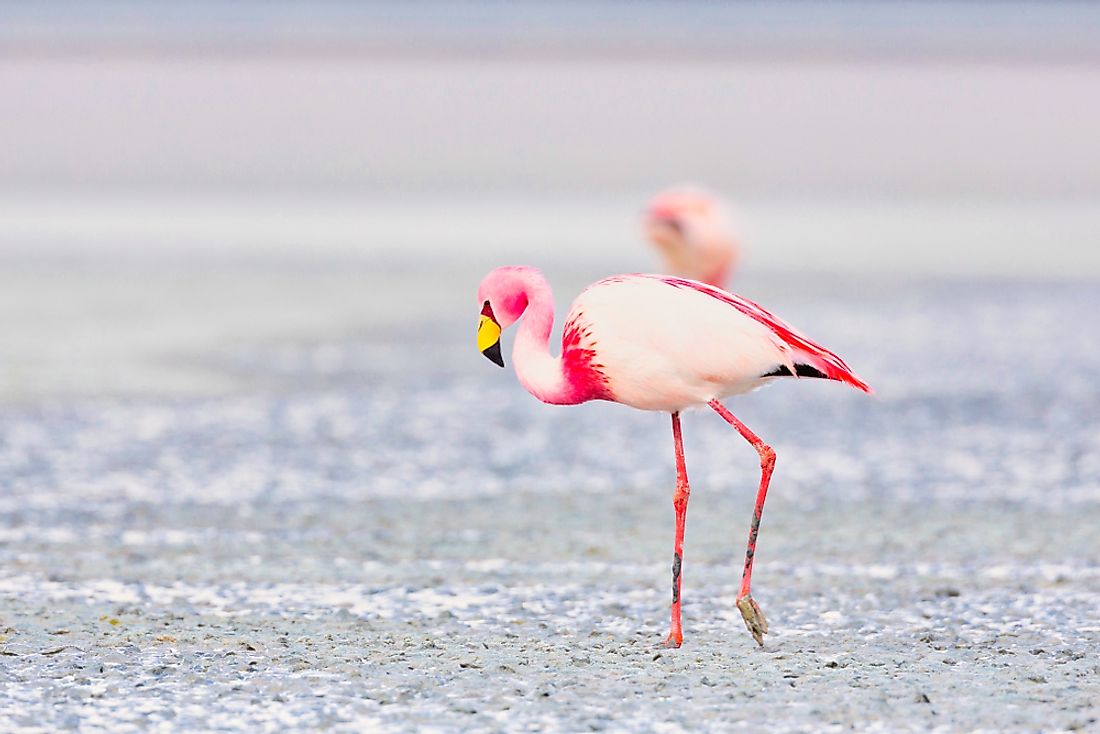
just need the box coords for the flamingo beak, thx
[653,214,683,236]
[478,313,504,367]
[645,207,684,236]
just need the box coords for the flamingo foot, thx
[662,631,683,648]
[736,595,768,647]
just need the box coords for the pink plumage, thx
[643,186,739,289]
[644,275,873,394]
[476,265,870,647]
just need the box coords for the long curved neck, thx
[512,276,579,406]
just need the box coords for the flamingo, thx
[476,266,871,647]
[644,186,739,289]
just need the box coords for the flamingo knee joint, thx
[759,445,776,467]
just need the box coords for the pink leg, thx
[708,399,775,646]
[663,411,691,648]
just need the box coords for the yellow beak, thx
[478,314,504,367]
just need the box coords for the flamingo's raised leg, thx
[663,411,691,648]
[708,399,775,646]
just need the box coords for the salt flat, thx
[0,261,1097,732]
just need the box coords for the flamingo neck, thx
[511,278,581,406]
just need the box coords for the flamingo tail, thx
[762,355,873,394]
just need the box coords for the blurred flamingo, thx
[477,266,870,647]
[644,186,739,289]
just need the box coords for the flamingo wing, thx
[601,274,872,395]
[654,276,871,393]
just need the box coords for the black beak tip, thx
[483,341,505,368]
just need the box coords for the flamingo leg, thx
[663,411,691,648]
[708,399,775,647]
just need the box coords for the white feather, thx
[566,276,791,412]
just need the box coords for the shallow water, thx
[1,258,1098,732]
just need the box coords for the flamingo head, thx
[476,266,533,368]
[644,186,717,245]
[643,186,737,286]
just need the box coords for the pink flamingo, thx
[477,266,871,647]
[644,186,739,289]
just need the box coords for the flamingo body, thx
[564,275,869,411]
[476,265,870,647]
